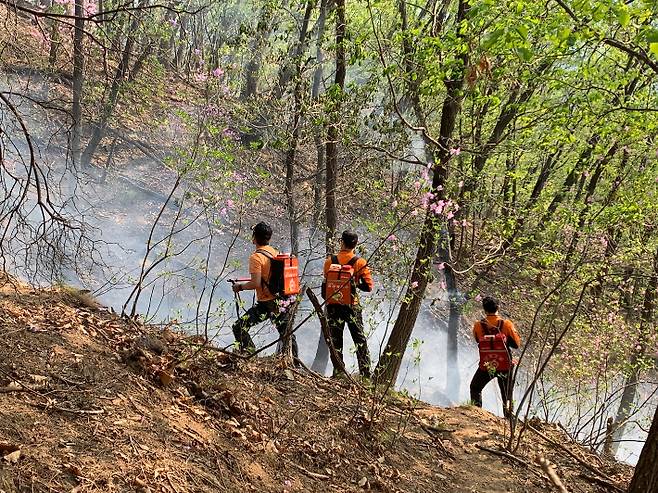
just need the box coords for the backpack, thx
[322,255,360,305]
[478,319,512,372]
[256,249,300,297]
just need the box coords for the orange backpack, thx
[256,250,300,297]
[478,319,511,372]
[322,255,359,305]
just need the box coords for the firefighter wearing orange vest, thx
[231,222,299,358]
[470,296,521,416]
[322,230,374,378]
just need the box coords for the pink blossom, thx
[440,281,447,290]
[449,147,461,156]
[220,207,228,217]
[462,219,468,227]
[387,234,397,241]
[411,281,419,289]
[83,0,97,16]
[474,294,482,302]
[212,67,224,78]
[194,73,208,83]
[446,211,455,219]
[194,48,201,56]
[458,180,464,188]
[222,128,238,140]
[392,200,398,207]
[436,262,445,271]
[226,199,234,208]
[168,18,178,27]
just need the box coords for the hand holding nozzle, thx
[228,278,250,293]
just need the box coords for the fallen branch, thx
[291,462,331,480]
[32,402,105,415]
[475,444,532,469]
[420,422,454,458]
[305,287,355,384]
[579,473,625,492]
[0,385,46,393]
[536,455,568,493]
[526,424,625,492]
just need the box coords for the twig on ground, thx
[536,455,568,493]
[475,444,532,469]
[526,423,624,492]
[291,462,331,480]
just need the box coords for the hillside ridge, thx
[0,280,632,492]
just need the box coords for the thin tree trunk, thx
[324,0,345,253]
[375,0,470,385]
[71,0,84,167]
[612,246,658,454]
[241,3,274,100]
[48,4,60,70]
[312,0,328,227]
[80,8,144,167]
[284,0,314,255]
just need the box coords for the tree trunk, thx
[80,8,144,167]
[324,0,345,254]
[374,0,470,385]
[48,3,60,70]
[612,246,658,454]
[438,227,462,399]
[71,0,84,167]
[241,3,274,100]
[312,0,328,227]
[628,404,658,493]
[284,1,314,256]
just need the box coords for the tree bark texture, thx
[628,404,658,493]
[241,3,275,100]
[612,246,658,454]
[375,0,470,385]
[71,0,84,167]
[80,6,145,167]
[324,0,345,254]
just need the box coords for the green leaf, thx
[616,7,630,27]
[515,47,533,61]
[650,43,658,57]
[482,28,505,50]
[516,25,528,40]
[645,29,658,43]
[557,27,571,41]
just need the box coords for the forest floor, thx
[0,277,633,493]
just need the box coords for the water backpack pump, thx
[322,255,360,305]
[256,249,300,297]
[478,319,512,372]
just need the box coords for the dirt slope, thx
[0,279,632,492]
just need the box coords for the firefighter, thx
[323,230,374,378]
[231,222,299,358]
[469,296,521,417]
